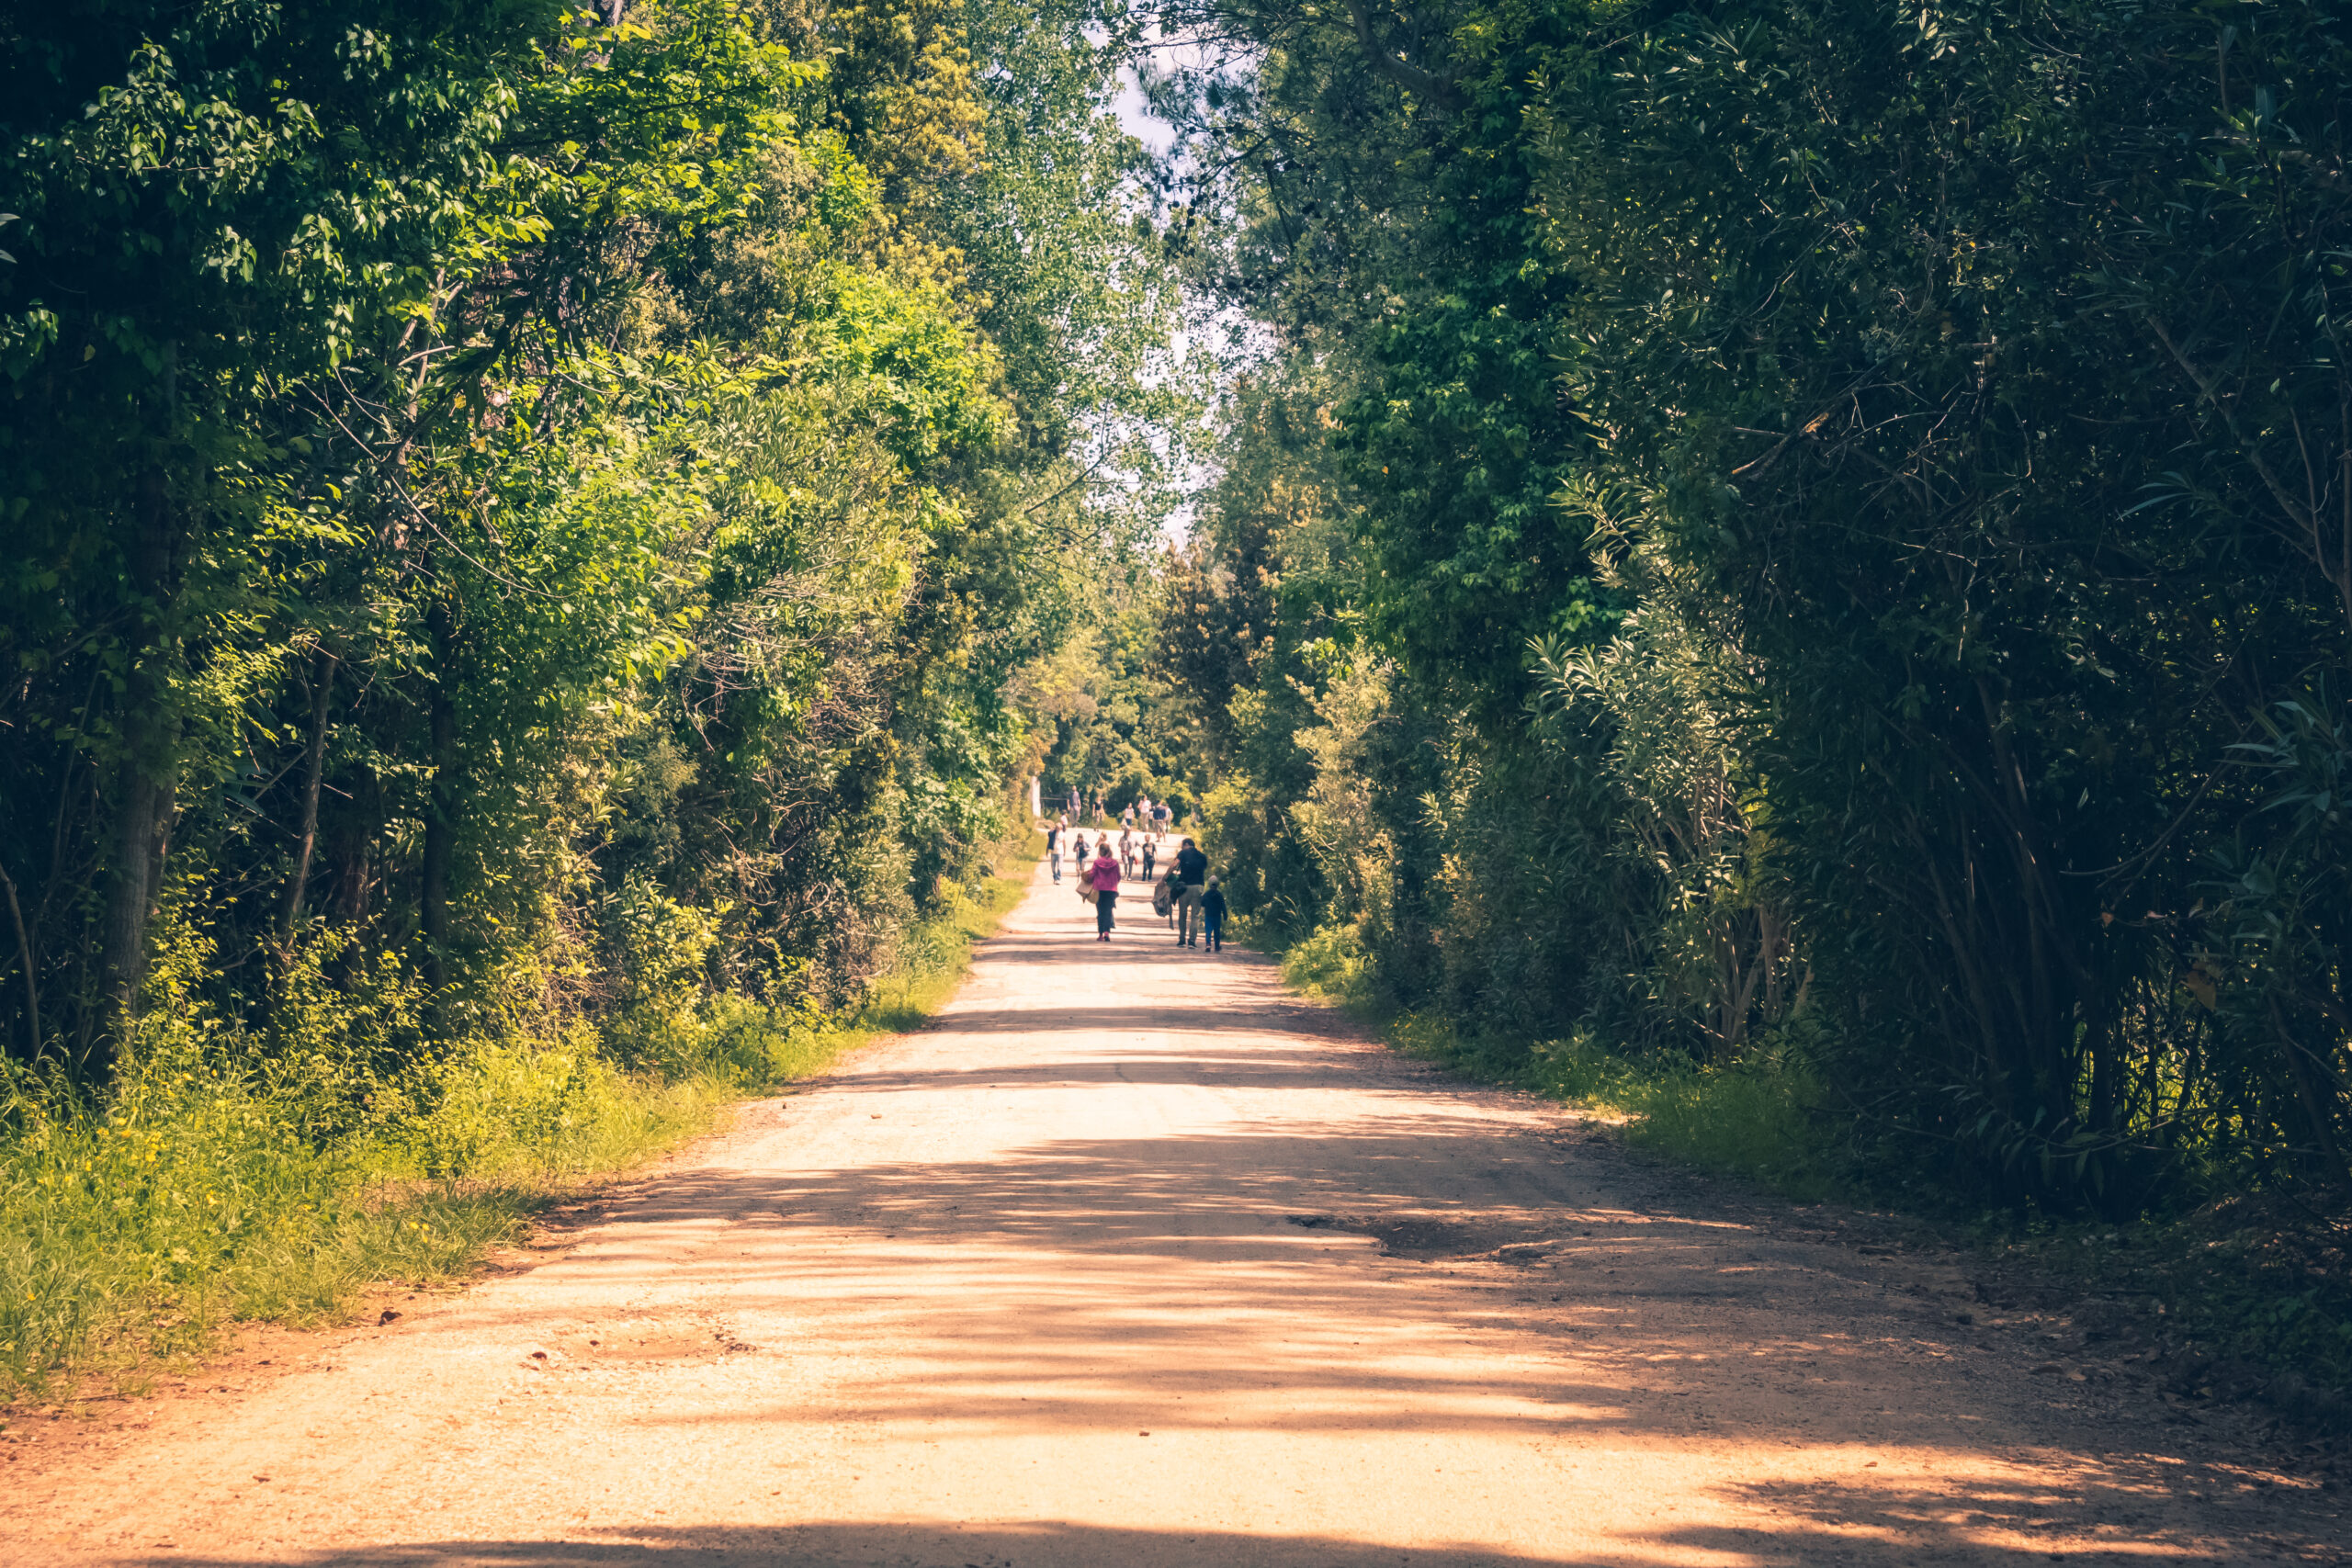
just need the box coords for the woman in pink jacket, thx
[1089,845,1123,940]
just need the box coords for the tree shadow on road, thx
[86,1497,2263,1568]
[413,1120,2346,1564]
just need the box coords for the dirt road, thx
[5,856,2344,1565]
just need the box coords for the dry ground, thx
[2,857,2346,1565]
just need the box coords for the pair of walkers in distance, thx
[1045,818,1223,951]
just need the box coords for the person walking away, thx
[1090,844,1122,940]
[1201,876,1227,952]
[1075,843,1099,916]
[1139,835,1155,882]
[1046,821,1063,883]
[1173,836,1208,946]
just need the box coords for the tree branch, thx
[1342,1,1461,108]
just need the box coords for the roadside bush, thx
[1280,921,1377,1009]
[0,851,1036,1402]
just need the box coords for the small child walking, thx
[1201,877,1227,952]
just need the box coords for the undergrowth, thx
[0,853,1036,1404]
[1972,1197,2352,1409]
[1279,921,1841,1200]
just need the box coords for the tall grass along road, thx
[2,858,2336,1565]
[0,863,1033,1405]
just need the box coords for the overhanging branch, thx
[1343,0,1461,108]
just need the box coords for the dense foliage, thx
[0,0,1185,1382]
[1142,0,2352,1229]
[16,0,2352,1393]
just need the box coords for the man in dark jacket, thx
[1173,838,1209,946]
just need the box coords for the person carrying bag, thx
[1089,845,1123,940]
[1172,837,1209,947]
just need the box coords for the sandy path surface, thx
[4,857,2345,1566]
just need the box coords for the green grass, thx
[0,852,1037,1405]
[1396,1014,1844,1202]
[0,1039,729,1404]
[1276,920,1843,1201]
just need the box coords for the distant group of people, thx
[1041,796,1223,951]
[1053,786,1179,835]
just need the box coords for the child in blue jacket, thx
[1201,878,1227,952]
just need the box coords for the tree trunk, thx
[2270,996,2352,1190]
[279,649,338,955]
[333,763,378,925]
[97,460,182,1070]
[0,858,38,1059]
[422,600,458,993]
